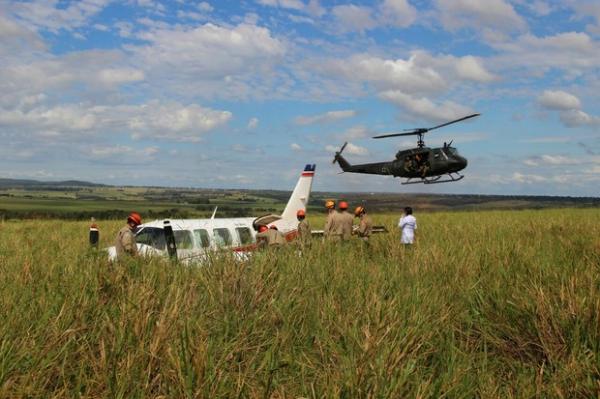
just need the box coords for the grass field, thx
[1,209,599,397]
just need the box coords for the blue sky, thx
[1,0,599,195]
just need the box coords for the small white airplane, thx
[106,164,316,263]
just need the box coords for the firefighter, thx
[269,225,287,246]
[337,201,354,241]
[115,212,142,258]
[296,209,311,247]
[255,224,269,249]
[323,200,338,240]
[256,224,286,248]
[354,206,373,242]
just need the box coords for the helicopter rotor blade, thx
[427,113,480,132]
[340,142,348,153]
[372,114,480,139]
[372,130,425,139]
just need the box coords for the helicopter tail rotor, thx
[332,142,348,164]
[332,142,352,171]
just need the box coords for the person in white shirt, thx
[398,207,417,244]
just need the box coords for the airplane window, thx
[213,228,232,247]
[236,227,254,245]
[135,227,166,250]
[194,229,211,249]
[174,230,194,250]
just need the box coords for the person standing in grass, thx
[337,201,354,241]
[354,206,373,242]
[115,212,142,258]
[398,207,417,245]
[296,209,311,248]
[323,199,338,240]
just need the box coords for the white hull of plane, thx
[107,164,316,263]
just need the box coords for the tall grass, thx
[0,209,599,397]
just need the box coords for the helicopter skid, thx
[401,173,464,185]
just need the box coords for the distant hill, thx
[0,178,106,188]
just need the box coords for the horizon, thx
[1,1,599,196]
[2,175,600,199]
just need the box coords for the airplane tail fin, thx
[280,164,315,223]
[333,142,352,171]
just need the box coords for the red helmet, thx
[258,225,268,233]
[127,212,142,226]
[339,201,349,210]
[297,209,305,217]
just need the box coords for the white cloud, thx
[98,68,145,85]
[125,102,232,141]
[331,5,377,33]
[491,32,600,76]
[0,104,98,133]
[290,142,302,151]
[256,0,305,10]
[0,101,232,142]
[339,125,372,141]
[379,0,417,28]
[321,51,495,100]
[90,145,159,159]
[537,90,600,128]
[435,0,526,33]
[511,172,547,183]
[197,2,214,12]
[295,110,357,125]
[538,90,581,111]
[560,109,600,127]
[10,0,111,32]
[247,117,259,129]
[132,22,286,98]
[379,90,474,122]
[0,14,45,54]
[325,142,369,156]
[324,54,446,95]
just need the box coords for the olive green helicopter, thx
[332,113,480,185]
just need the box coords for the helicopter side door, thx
[400,150,431,177]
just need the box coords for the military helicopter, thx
[332,113,480,184]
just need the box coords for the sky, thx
[1,0,599,196]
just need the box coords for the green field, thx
[1,209,599,397]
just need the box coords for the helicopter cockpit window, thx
[447,147,458,155]
[135,227,166,250]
